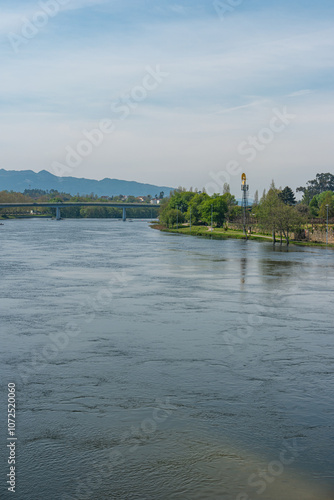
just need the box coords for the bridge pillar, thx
[122,207,126,221]
[56,207,61,220]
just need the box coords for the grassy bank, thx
[0,215,51,220]
[151,224,269,241]
[151,223,334,247]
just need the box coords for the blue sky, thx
[1,0,333,196]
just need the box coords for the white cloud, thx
[287,90,313,97]
[0,3,333,194]
[0,0,109,35]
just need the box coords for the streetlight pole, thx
[211,204,213,231]
[190,207,191,232]
[326,204,329,245]
[176,206,178,230]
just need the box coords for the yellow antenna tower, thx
[241,173,249,236]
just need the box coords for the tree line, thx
[159,173,334,245]
[159,184,240,228]
[0,189,160,219]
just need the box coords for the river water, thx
[1,219,334,500]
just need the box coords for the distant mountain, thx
[0,169,174,198]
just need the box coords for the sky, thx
[1,0,334,198]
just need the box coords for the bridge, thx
[0,202,157,221]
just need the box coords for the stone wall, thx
[303,227,334,244]
[228,221,334,244]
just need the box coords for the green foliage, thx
[186,192,209,224]
[80,206,111,218]
[296,203,310,218]
[0,190,37,216]
[200,196,228,227]
[278,186,296,205]
[308,191,334,217]
[257,188,282,232]
[160,190,228,227]
[258,186,305,243]
[23,188,50,199]
[126,196,137,203]
[309,196,319,216]
[168,190,196,213]
[228,204,243,220]
[159,207,184,227]
[253,190,259,207]
[318,191,334,218]
[297,173,334,203]
[223,183,230,194]
[221,192,238,221]
[0,190,158,219]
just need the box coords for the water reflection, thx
[0,220,333,499]
[258,258,301,284]
[240,257,247,287]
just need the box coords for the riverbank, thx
[151,223,334,248]
[0,215,50,220]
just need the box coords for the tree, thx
[276,204,304,245]
[261,189,266,202]
[221,192,238,221]
[278,186,296,205]
[159,207,184,228]
[80,206,108,218]
[186,192,209,225]
[297,173,334,202]
[257,188,282,241]
[258,187,304,244]
[169,190,195,213]
[159,191,164,199]
[253,190,259,207]
[201,196,228,227]
[318,192,334,218]
[309,196,319,217]
[223,183,230,194]
[296,203,310,218]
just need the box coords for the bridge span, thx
[0,202,156,221]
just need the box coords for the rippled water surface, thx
[1,219,334,500]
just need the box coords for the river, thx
[1,219,334,499]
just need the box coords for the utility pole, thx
[190,207,191,233]
[211,204,213,231]
[176,206,178,229]
[241,173,249,237]
[326,204,329,245]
